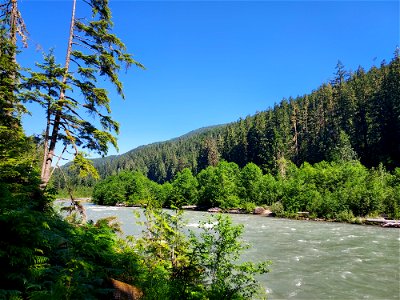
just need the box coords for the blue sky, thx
[19,0,399,158]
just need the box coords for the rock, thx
[253,207,274,216]
[207,207,222,213]
[253,207,266,215]
[263,209,274,217]
[382,222,400,228]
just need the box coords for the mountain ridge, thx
[57,53,400,187]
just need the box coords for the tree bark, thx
[10,0,17,47]
[40,100,51,180]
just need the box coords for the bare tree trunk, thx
[3,0,18,119]
[291,107,299,163]
[10,0,17,47]
[40,101,51,179]
[41,0,76,187]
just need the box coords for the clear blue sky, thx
[19,0,399,158]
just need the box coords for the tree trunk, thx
[40,101,51,180]
[10,0,17,47]
[291,106,299,163]
[3,0,18,119]
[41,0,76,187]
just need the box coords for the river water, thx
[65,202,400,299]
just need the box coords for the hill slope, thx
[59,53,400,187]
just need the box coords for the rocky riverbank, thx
[56,199,399,228]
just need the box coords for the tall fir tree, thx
[23,0,144,187]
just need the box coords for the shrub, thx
[270,201,284,217]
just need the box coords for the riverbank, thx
[166,204,400,228]
[202,206,400,228]
[57,198,400,228]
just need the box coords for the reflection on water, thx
[57,201,400,300]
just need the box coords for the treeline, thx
[92,160,400,220]
[56,51,400,188]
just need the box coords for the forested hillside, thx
[58,52,399,189]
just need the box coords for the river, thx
[62,202,400,299]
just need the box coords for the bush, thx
[335,210,356,223]
[190,214,271,300]
[270,201,284,217]
[132,208,271,299]
[240,201,257,213]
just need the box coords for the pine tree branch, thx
[72,41,96,53]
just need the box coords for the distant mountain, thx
[89,124,225,165]
[57,53,400,188]
[167,125,227,142]
[89,123,228,183]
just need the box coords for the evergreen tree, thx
[379,49,400,168]
[24,0,144,188]
[198,137,220,170]
[0,0,27,125]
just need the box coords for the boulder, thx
[254,207,274,216]
[253,207,266,215]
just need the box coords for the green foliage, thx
[273,160,396,219]
[270,202,284,217]
[1,178,142,299]
[190,214,270,299]
[258,173,280,206]
[92,174,126,205]
[239,163,263,204]
[93,158,400,220]
[0,120,141,299]
[197,161,241,209]
[329,130,358,163]
[0,126,38,186]
[335,210,356,223]
[168,168,198,207]
[240,201,257,213]
[71,152,100,180]
[131,207,197,299]
[131,207,270,299]
[92,171,163,206]
[126,171,160,206]
[56,186,93,199]
[387,168,400,219]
